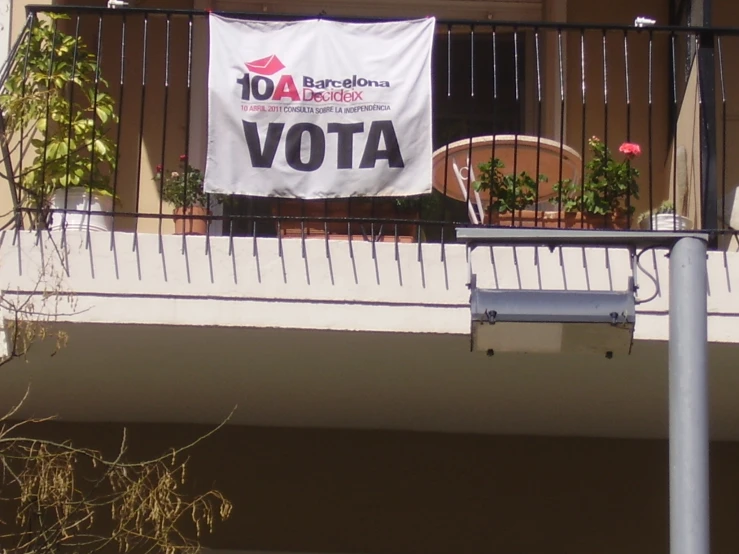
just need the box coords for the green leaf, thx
[96,106,109,125]
[93,138,107,157]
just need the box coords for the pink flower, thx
[156,164,162,173]
[180,154,188,161]
[619,142,642,158]
[171,171,180,178]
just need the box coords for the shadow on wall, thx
[1,228,653,299]
[8,227,739,316]
[11,421,739,554]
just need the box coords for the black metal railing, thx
[0,5,737,247]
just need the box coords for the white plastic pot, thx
[650,212,693,231]
[49,188,113,232]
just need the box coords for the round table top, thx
[431,135,583,204]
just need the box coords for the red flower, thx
[156,164,163,173]
[619,142,642,159]
[180,154,188,161]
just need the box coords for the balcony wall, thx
[2,229,739,345]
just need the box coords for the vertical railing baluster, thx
[39,17,60,232]
[110,14,127,249]
[512,27,521,228]
[624,31,631,142]
[647,30,654,229]
[601,29,609,229]
[534,28,542,228]
[442,23,452,237]
[86,14,104,248]
[159,15,171,247]
[465,25,474,226]
[602,30,609,143]
[470,24,475,98]
[184,15,197,254]
[623,30,633,228]
[670,32,678,232]
[556,28,565,228]
[134,14,149,249]
[61,15,82,241]
[447,24,452,98]
[717,36,727,230]
[579,29,587,228]
[19,16,36,231]
[488,26,498,221]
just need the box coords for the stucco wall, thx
[713,3,739,236]
[666,58,701,226]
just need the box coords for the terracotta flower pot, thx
[272,199,418,241]
[174,206,209,235]
[484,209,630,230]
[486,209,564,228]
[562,212,629,230]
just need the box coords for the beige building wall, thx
[713,3,739,233]
[665,59,701,226]
[0,0,722,233]
[6,421,739,554]
[10,0,49,38]
[54,0,196,234]
[655,0,739,236]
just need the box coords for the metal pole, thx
[669,236,710,554]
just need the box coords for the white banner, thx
[204,14,435,199]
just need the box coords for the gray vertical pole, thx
[669,236,710,554]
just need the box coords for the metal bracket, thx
[460,227,710,295]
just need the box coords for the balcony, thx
[0,5,736,243]
[0,5,738,351]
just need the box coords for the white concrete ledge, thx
[0,230,737,342]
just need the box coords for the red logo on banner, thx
[245,55,285,76]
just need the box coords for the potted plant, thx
[156,155,219,235]
[637,200,693,231]
[274,194,436,242]
[552,136,640,229]
[472,157,548,226]
[0,14,119,231]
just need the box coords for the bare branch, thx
[0,245,232,554]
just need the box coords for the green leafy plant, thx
[473,157,544,214]
[156,155,221,210]
[0,14,119,214]
[394,189,445,217]
[553,137,640,216]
